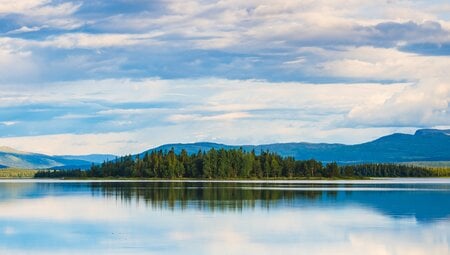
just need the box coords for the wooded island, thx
[35,148,448,179]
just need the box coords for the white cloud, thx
[0,132,141,155]
[346,78,450,127]
[317,46,450,81]
[77,0,450,51]
[0,42,39,82]
[167,112,251,123]
[0,121,18,126]
[307,46,450,127]
[0,0,49,14]
[43,32,164,49]
[0,78,170,106]
[6,25,44,34]
[0,0,82,30]
[0,78,417,155]
[2,0,445,51]
[0,0,77,16]
[0,1,449,154]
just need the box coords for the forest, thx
[35,148,445,178]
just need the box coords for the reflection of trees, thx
[2,181,449,222]
[89,182,327,211]
[0,182,37,200]
[0,182,90,201]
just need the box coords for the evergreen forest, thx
[35,148,445,178]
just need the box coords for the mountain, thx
[141,129,450,163]
[1,129,448,169]
[57,154,117,164]
[0,146,30,154]
[0,147,116,169]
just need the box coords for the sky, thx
[0,0,449,155]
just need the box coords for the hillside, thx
[141,129,450,164]
[0,147,116,169]
[1,128,448,168]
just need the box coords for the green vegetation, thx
[401,161,450,168]
[35,148,448,179]
[400,162,450,177]
[427,167,450,177]
[0,169,39,178]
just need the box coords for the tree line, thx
[35,148,441,178]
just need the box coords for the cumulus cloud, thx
[0,0,83,30]
[316,46,450,81]
[1,0,449,82]
[0,1,449,153]
[0,78,415,154]
[2,0,450,52]
[0,41,39,83]
[33,0,447,51]
[305,46,450,127]
[0,0,79,16]
[346,79,450,127]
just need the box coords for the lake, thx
[0,179,449,255]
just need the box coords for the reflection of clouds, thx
[0,197,128,221]
[0,182,37,200]
[3,226,15,235]
[0,196,448,255]
[176,211,449,255]
[348,232,449,255]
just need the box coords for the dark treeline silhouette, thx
[35,148,443,178]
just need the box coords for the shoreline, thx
[1,177,450,184]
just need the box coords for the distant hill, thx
[0,147,116,169]
[0,146,30,154]
[1,129,448,168]
[57,154,117,164]
[48,154,117,170]
[141,129,450,164]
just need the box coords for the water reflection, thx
[0,180,449,255]
[91,182,326,212]
[1,181,450,221]
[88,181,450,221]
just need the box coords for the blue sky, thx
[0,0,449,155]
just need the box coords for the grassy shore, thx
[401,161,450,168]
[399,162,450,177]
[427,167,450,177]
[0,169,39,178]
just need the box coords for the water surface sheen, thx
[0,179,449,255]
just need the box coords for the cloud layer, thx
[0,0,449,154]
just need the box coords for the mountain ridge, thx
[142,129,450,164]
[0,129,449,169]
[0,149,117,169]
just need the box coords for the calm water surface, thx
[0,179,449,255]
